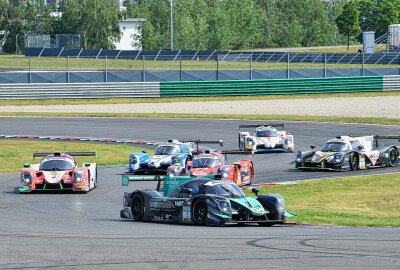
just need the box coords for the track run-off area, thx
[0,117,399,269]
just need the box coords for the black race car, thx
[294,135,400,171]
[120,176,293,226]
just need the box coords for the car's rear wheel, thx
[349,153,359,171]
[239,134,244,150]
[388,148,399,167]
[131,194,144,221]
[192,200,207,225]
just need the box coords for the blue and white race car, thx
[128,139,223,175]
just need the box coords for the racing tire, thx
[388,148,399,167]
[94,167,98,188]
[238,134,244,150]
[349,153,359,171]
[192,200,208,225]
[131,193,145,221]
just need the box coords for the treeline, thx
[1,0,400,52]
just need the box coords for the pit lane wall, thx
[160,76,385,97]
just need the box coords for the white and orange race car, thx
[239,124,294,153]
[18,152,97,193]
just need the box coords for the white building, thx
[115,18,145,50]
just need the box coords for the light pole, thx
[169,0,174,50]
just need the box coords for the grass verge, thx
[244,173,400,227]
[0,112,399,126]
[0,140,154,173]
[0,91,399,106]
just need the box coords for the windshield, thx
[256,129,277,137]
[320,142,347,152]
[203,182,245,198]
[192,158,220,168]
[155,146,179,155]
[39,160,74,171]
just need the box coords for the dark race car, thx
[120,175,294,226]
[294,135,400,171]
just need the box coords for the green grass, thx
[0,112,398,126]
[1,91,399,106]
[244,173,400,227]
[0,140,154,173]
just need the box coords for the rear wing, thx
[222,149,254,160]
[121,175,194,196]
[33,152,96,159]
[121,174,221,196]
[348,134,400,147]
[181,139,224,154]
[239,124,284,129]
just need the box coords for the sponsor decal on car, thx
[150,200,175,210]
[182,206,191,222]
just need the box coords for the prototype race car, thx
[167,150,255,186]
[128,139,223,175]
[19,152,97,193]
[120,175,292,226]
[239,124,294,153]
[294,135,400,171]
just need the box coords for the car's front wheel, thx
[349,153,359,171]
[192,200,207,225]
[131,194,145,221]
[388,147,399,167]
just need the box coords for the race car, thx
[166,150,254,186]
[239,124,294,153]
[294,135,400,171]
[128,139,223,175]
[120,175,292,226]
[19,152,97,193]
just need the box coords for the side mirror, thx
[23,163,30,168]
[252,187,259,196]
[310,145,315,150]
[84,162,91,167]
[180,188,192,197]
[358,145,364,150]
[142,150,147,153]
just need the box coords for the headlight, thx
[22,173,32,183]
[333,153,343,163]
[311,154,319,162]
[129,155,137,164]
[74,172,84,183]
[215,199,231,213]
[222,172,228,178]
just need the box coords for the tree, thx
[336,0,361,49]
[60,0,121,49]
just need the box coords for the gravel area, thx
[1,96,399,118]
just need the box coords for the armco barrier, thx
[383,75,400,91]
[160,76,384,97]
[0,82,160,99]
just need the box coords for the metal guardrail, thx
[383,75,400,91]
[0,82,160,99]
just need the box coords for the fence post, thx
[324,53,327,78]
[29,56,31,83]
[361,52,364,76]
[67,56,70,83]
[180,56,182,81]
[142,55,146,82]
[250,53,253,80]
[216,54,219,81]
[287,52,290,79]
[105,55,108,83]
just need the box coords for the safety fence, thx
[24,48,400,65]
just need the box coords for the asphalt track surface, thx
[1,117,400,269]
